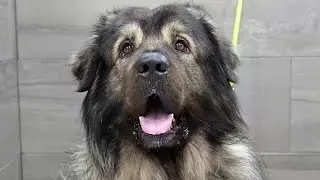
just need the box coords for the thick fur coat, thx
[59,3,265,180]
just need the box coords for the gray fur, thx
[59,137,265,180]
[60,3,266,180]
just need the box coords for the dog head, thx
[70,4,240,150]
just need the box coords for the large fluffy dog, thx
[60,3,265,180]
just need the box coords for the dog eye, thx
[174,38,189,53]
[120,40,134,58]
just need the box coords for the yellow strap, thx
[232,0,243,46]
[230,0,243,88]
[229,81,235,87]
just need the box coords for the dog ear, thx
[185,4,239,85]
[214,35,239,84]
[69,12,119,92]
[69,43,99,92]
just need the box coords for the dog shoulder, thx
[219,137,266,180]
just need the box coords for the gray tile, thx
[194,0,237,39]
[0,0,15,61]
[267,169,320,180]
[290,101,320,152]
[0,61,20,168]
[0,157,21,180]
[239,0,320,57]
[235,58,291,153]
[292,57,320,102]
[18,27,89,59]
[16,0,198,28]
[16,0,173,59]
[23,153,66,180]
[19,60,84,153]
[17,0,235,59]
[262,153,320,170]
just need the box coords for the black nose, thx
[137,52,169,76]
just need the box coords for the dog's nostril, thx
[156,63,168,73]
[138,64,150,74]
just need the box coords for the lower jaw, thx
[139,133,181,149]
[133,126,189,150]
[130,112,190,150]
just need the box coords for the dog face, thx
[71,4,239,150]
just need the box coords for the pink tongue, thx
[139,113,174,135]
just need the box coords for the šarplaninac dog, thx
[60,3,265,180]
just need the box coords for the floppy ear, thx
[185,4,239,85]
[69,43,100,92]
[69,12,120,92]
[214,34,239,84]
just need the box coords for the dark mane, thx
[60,3,265,180]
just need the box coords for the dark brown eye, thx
[174,38,189,53]
[120,40,134,58]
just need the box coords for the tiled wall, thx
[1,0,320,179]
[0,0,21,179]
[236,0,320,179]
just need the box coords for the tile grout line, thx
[11,0,19,61]
[11,0,23,179]
[0,59,16,63]
[260,152,320,156]
[23,152,66,155]
[290,99,320,104]
[288,57,292,153]
[241,55,320,59]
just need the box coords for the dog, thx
[59,3,265,180]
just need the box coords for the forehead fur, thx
[112,23,144,59]
[98,4,211,57]
[102,4,205,37]
[161,21,187,42]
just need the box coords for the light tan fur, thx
[115,133,222,180]
[112,23,144,60]
[161,21,187,44]
[161,22,197,54]
[221,140,263,180]
[115,141,167,180]
[60,135,263,180]
[179,133,220,180]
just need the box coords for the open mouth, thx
[132,94,188,149]
[138,94,178,135]
[139,113,175,135]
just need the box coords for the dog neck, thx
[60,133,263,180]
[115,133,218,180]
